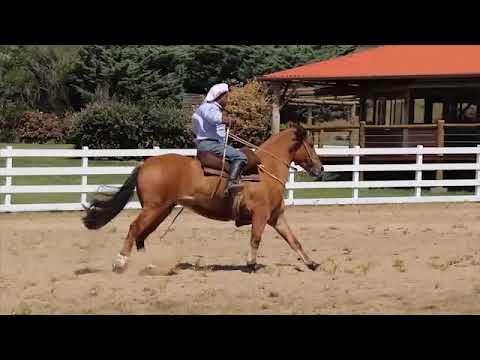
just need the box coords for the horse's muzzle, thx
[309,164,324,179]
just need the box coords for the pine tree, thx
[66,45,186,109]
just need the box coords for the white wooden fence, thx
[2,145,480,213]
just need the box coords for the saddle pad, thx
[203,167,261,182]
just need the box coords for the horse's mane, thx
[260,124,308,150]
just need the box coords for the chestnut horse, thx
[82,125,324,273]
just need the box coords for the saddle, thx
[196,147,261,182]
[196,147,261,227]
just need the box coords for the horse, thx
[82,125,324,273]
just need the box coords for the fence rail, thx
[2,145,480,213]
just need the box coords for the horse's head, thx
[289,125,324,179]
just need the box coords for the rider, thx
[192,83,248,194]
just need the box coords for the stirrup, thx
[225,182,244,196]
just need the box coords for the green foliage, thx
[26,48,73,113]
[66,45,359,106]
[138,99,193,149]
[67,46,186,109]
[185,45,358,92]
[68,100,144,149]
[0,45,74,113]
[68,99,192,149]
[0,99,28,142]
[182,45,244,92]
[0,46,37,106]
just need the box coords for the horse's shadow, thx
[175,262,266,273]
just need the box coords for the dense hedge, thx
[137,100,193,149]
[68,99,193,149]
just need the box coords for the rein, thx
[302,141,316,164]
[257,164,286,186]
[228,133,297,171]
[229,133,316,186]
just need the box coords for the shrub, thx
[68,100,143,149]
[138,99,193,149]
[17,111,71,144]
[0,100,27,142]
[68,99,193,149]
[225,81,272,146]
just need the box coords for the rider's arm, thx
[202,105,223,125]
[202,105,236,127]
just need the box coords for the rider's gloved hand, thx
[222,115,237,128]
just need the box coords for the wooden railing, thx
[304,121,480,149]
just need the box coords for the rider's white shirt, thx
[192,101,226,143]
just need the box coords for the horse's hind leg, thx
[113,204,173,273]
[270,213,319,271]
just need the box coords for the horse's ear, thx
[294,123,307,142]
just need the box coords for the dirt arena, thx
[2,203,480,314]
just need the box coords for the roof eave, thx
[259,73,480,83]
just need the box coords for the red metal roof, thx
[259,45,480,81]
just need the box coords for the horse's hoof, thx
[246,263,258,273]
[112,253,129,273]
[307,262,320,271]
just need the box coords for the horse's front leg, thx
[246,211,268,272]
[270,213,319,271]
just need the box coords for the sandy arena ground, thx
[2,203,480,314]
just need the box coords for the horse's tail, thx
[82,165,142,230]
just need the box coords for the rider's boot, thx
[225,160,246,196]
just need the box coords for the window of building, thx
[414,99,425,124]
[432,102,444,123]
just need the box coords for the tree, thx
[182,45,244,92]
[66,45,186,109]
[66,45,360,109]
[26,47,73,113]
[0,45,74,114]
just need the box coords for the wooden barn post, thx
[271,83,282,134]
[436,119,445,182]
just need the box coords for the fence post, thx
[288,167,295,205]
[415,145,423,197]
[81,146,88,205]
[359,121,366,148]
[353,145,360,200]
[5,146,12,208]
[476,145,480,198]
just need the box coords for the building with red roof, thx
[260,45,480,150]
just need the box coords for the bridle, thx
[228,132,319,185]
[229,132,296,171]
[302,141,316,165]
